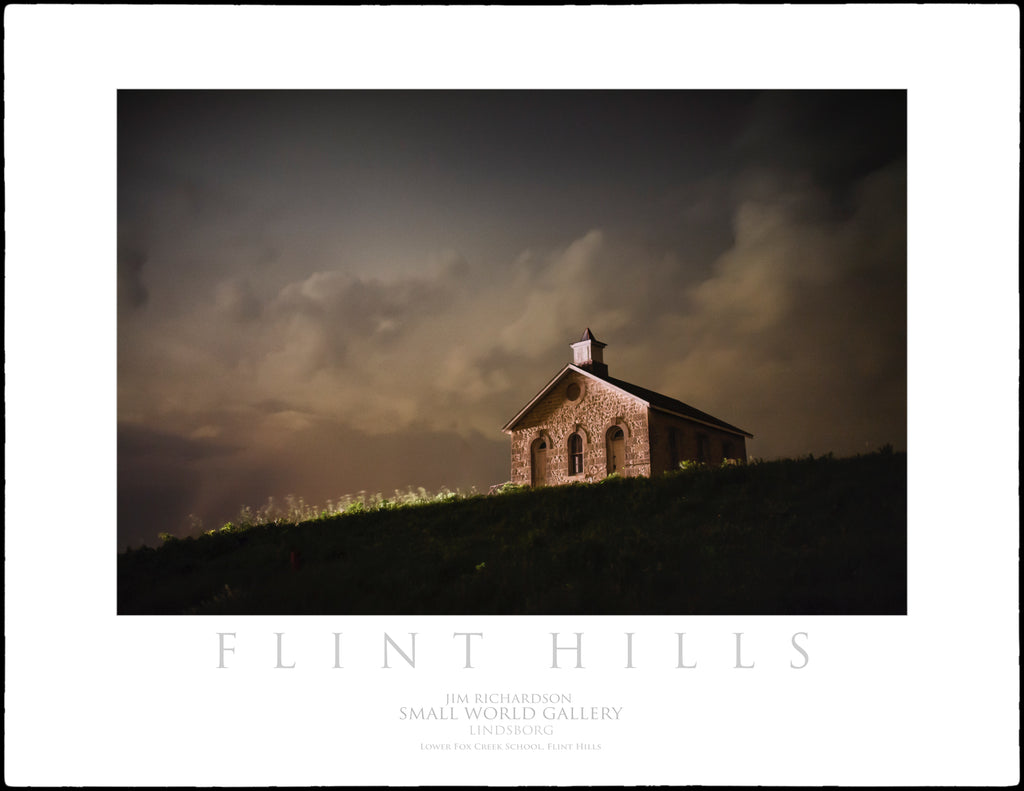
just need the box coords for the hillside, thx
[117,450,906,615]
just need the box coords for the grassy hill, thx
[117,449,906,615]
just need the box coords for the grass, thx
[118,449,906,615]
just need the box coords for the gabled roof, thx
[501,364,752,438]
[602,375,752,438]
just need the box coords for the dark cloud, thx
[118,423,238,462]
[118,462,199,550]
[117,425,241,548]
[734,90,907,201]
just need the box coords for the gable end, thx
[501,364,648,433]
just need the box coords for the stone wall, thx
[647,409,748,475]
[509,371,650,486]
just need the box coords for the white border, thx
[5,6,1019,786]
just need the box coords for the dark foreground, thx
[118,450,906,615]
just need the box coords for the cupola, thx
[570,328,608,378]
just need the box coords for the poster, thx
[5,6,1019,786]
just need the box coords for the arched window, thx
[606,426,625,475]
[568,433,584,475]
[530,438,548,487]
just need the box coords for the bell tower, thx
[570,328,608,378]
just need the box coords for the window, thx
[568,433,584,475]
[566,382,581,401]
[668,427,680,468]
[697,434,709,464]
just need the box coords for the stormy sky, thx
[117,90,907,549]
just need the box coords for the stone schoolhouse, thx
[501,329,753,486]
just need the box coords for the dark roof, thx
[579,327,604,345]
[501,362,753,437]
[602,374,753,438]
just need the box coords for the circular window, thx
[566,382,582,401]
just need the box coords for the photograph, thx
[6,6,1017,788]
[116,89,907,616]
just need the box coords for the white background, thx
[5,6,1019,786]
